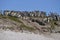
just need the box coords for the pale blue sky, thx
[0,0,60,14]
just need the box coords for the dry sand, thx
[0,30,60,40]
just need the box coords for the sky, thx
[0,0,60,14]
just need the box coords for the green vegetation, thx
[7,16,22,23]
[50,21,55,29]
[0,15,22,23]
[49,19,58,29]
[0,14,8,19]
[20,24,35,31]
[49,20,57,32]
[0,15,35,31]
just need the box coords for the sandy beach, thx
[0,30,60,40]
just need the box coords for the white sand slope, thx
[0,30,59,40]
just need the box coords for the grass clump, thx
[0,14,7,19]
[49,20,57,33]
[1,16,22,23]
[0,15,22,23]
[20,24,35,31]
[7,16,22,23]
